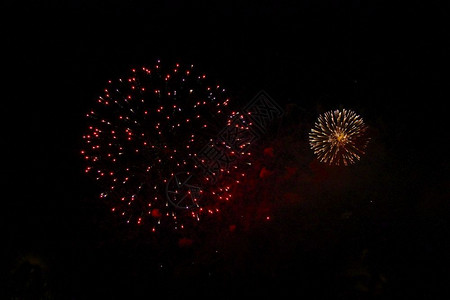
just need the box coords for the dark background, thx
[3,0,449,299]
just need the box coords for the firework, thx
[309,109,370,166]
[81,60,251,231]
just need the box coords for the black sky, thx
[3,1,450,299]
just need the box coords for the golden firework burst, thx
[309,109,370,166]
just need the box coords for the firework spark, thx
[309,109,370,166]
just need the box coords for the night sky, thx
[3,1,449,299]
